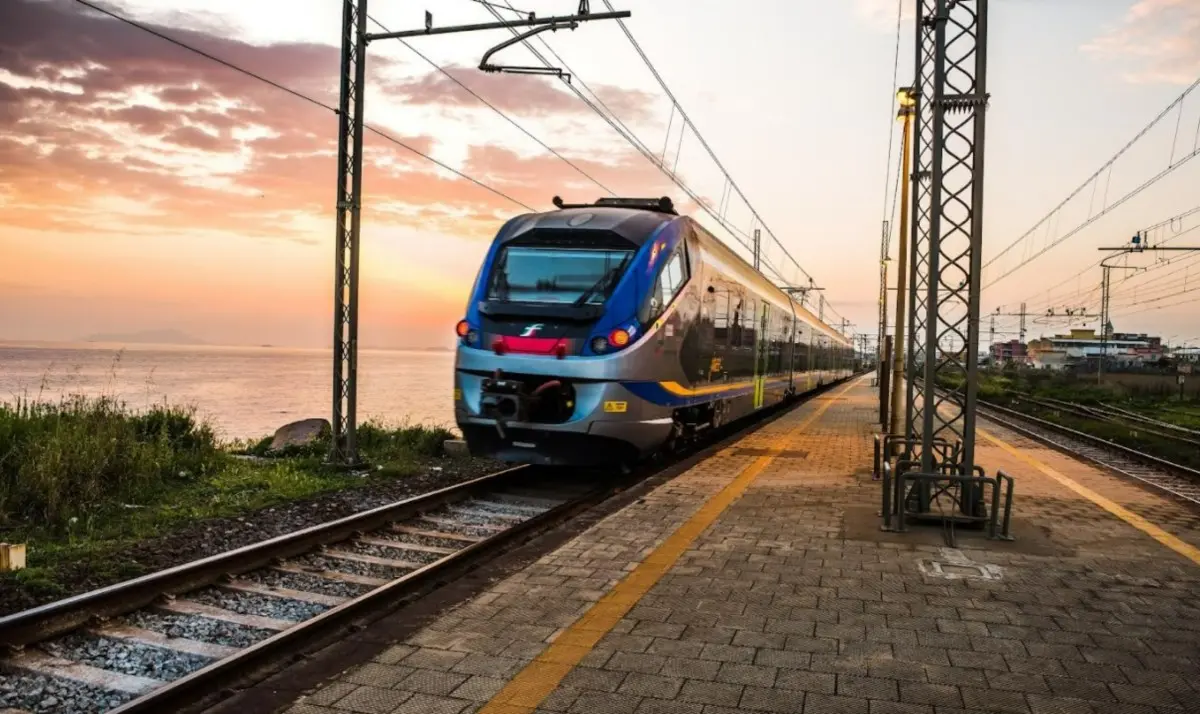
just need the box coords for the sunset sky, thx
[2,0,1199,350]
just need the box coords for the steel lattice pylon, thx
[330,0,368,466]
[905,0,990,492]
[904,1,936,450]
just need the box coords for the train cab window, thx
[488,245,634,304]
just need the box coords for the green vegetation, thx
[0,393,458,607]
[942,368,1200,470]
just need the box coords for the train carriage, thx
[453,196,854,466]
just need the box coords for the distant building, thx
[1174,346,1200,364]
[1025,328,1163,371]
[989,339,1027,365]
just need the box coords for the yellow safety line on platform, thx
[979,427,1200,567]
[478,377,865,714]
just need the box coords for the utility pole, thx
[888,87,915,438]
[1019,301,1026,343]
[753,228,761,271]
[328,0,629,466]
[878,219,890,387]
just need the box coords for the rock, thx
[443,439,469,457]
[269,418,331,451]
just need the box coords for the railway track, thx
[0,374,864,714]
[0,466,599,714]
[976,399,1200,506]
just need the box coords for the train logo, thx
[519,323,545,337]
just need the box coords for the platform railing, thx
[876,431,1015,542]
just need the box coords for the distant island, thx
[83,329,207,346]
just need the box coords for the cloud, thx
[0,0,522,243]
[382,63,659,123]
[1083,0,1200,85]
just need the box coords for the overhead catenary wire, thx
[366,12,616,197]
[477,0,852,326]
[1015,203,1200,310]
[983,75,1200,289]
[69,0,535,212]
[879,0,905,258]
[595,1,827,290]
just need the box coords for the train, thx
[452,196,856,466]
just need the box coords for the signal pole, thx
[1096,236,1199,384]
[328,0,629,466]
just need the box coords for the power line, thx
[68,0,534,212]
[1017,203,1200,308]
[367,12,616,196]
[477,0,850,325]
[595,0,828,293]
[982,75,1200,288]
[879,0,904,245]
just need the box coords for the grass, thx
[0,391,459,606]
[946,368,1200,469]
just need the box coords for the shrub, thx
[0,395,220,532]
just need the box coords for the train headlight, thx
[455,320,470,337]
[608,328,630,348]
[591,336,609,353]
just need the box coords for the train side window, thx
[641,243,690,324]
[712,289,729,345]
[742,298,757,347]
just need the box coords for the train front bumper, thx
[452,356,673,466]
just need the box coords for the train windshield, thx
[488,246,634,305]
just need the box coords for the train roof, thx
[501,197,675,247]
[503,196,850,345]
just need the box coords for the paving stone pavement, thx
[281,377,1200,714]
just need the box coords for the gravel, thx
[464,499,549,517]
[346,541,442,565]
[122,611,274,649]
[237,569,372,598]
[40,632,213,682]
[189,587,328,622]
[1,455,504,616]
[412,517,497,538]
[0,672,134,714]
[422,508,513,531]
[386,531,473,550]
[298,553,410,581]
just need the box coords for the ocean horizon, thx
[0,341,458,441]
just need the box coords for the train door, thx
[753,301,770,408]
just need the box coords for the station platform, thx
[281,375,1200,714]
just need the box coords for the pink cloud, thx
[1083,0,1200,85]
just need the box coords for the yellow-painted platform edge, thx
[979,427,1200,567]
[479,377,863,714]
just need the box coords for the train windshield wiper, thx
[572,257,629,307]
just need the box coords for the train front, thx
[452,201,679,467]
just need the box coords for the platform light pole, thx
[328,0,630,466]
[888,86,915,439]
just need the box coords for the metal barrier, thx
[880,461,1015,541]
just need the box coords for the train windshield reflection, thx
[488,247,634,305]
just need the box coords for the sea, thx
[0,342,457,442]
